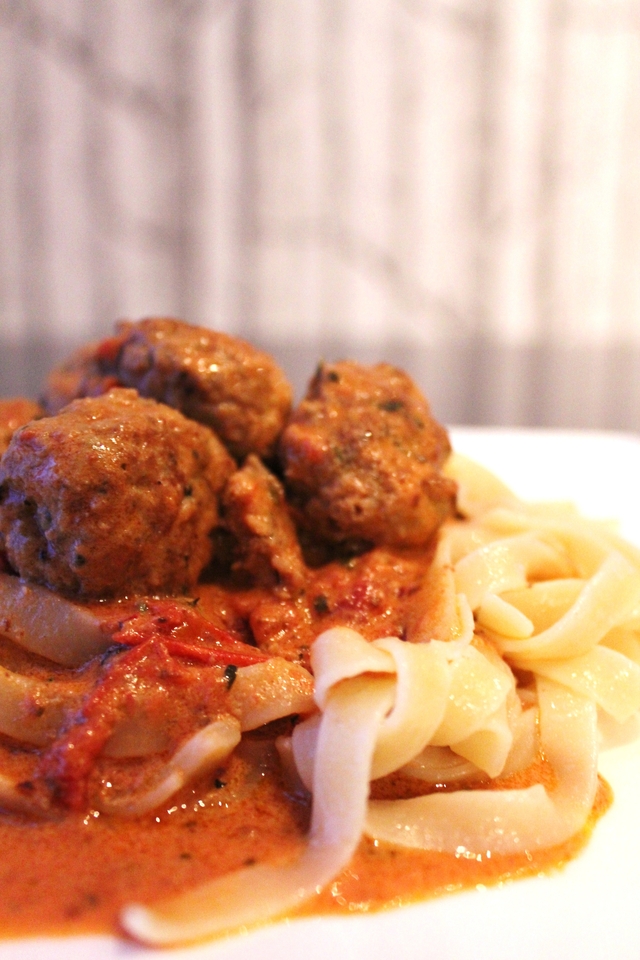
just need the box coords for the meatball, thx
[0,389,235,598]
[0,398,42,457]
[42,319,293,461]
[40,338,123,415]
[222,454,306,591]
[279,361,457,549]
[114,318,292,460]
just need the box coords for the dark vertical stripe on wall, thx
[172,6,196,319]
[532,0,566,424]
[464,0,498,425]
[317,0,351,332]
[0,28,14,351]
[386,4,416,353]
[234,0,259,338]
[81,2,119,338]
[14,34,52,350]
[525,0,576,426]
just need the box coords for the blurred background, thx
[1,0,640,428]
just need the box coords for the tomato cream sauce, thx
[0,556,615,943]
[0,550,615,943]
[0,747,611,941]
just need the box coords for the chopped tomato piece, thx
[113,600,270,667]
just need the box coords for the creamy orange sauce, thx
[0,740,308,938]
[0,748,611,941]
[0,555,616,941]
[307,777,612,919]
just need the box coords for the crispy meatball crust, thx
[114,318,292,460]
[40,319,293,461]
[0,389,235,598]
[279,361,457,549]
[222,454,306,591]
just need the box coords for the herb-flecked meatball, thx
[279,361,457,549]
[222,454,306,591]
[41,319,293,461]
[0,389,235,598]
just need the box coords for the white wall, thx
[2,0,640,427]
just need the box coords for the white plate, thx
[2,428,640,960]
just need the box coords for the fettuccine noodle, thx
[122,452,640,945]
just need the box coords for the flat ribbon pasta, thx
[121,627,533,944]
[366,678,598,855]
[100,716,242,817]
[122,453,640,946]
[122,668,394,945]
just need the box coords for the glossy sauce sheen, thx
[0,750,611,939]
[0,324,621,943]
[0,568,614,940]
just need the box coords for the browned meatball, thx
[42,319,293,461]
[0,398,42,457]
[40,338,123,415]
[0,389,235,598]
[279,361,457,549]
[222,455,306,592]
[114,318,292,460]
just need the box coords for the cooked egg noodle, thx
[3,452,639,944]
[122,453,640,944]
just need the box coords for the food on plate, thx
[221,453,307,591]
[0,318,639,945]
[41,317,292,460]
[279,360,456,550]
[0,388,234,597]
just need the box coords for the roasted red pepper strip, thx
[113,600,269,666]
[163,638,268,667]
[37,640,180,809]
[38,601,269,809]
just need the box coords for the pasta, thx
[123,452,640,945]
[0,321,639,946]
